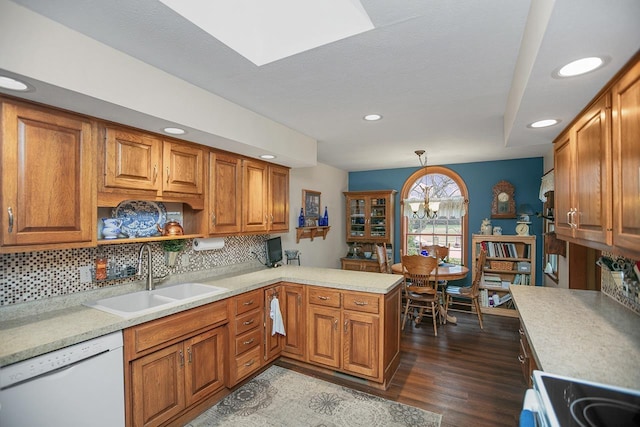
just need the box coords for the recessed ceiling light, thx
[260,154,276,160]
[363,114,382,121]
[557,57,604,77]
[529,119,560,128]
[0,76,30,91]
[163,127,186,135]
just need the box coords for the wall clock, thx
[491,180,516,219]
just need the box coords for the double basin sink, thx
[85,283,229,319]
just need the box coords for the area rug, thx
[186,365,441,427]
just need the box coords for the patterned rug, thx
[187,365,441,427]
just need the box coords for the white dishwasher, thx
[0,331,125,427]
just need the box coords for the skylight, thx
[158,0,374,66]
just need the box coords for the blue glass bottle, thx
[298,208,305,227]
[322,206,329,226]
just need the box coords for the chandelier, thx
[405,150,439,219]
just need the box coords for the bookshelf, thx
[472,234,536,317]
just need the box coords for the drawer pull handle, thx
[517,355,525,364]
[318,296,330,301]
[179,349,184,367]
[7,207,13,233]
[344,320,348,333]
[243,300,254,306]
[187,347,192,363]
[243,338,255,345]
[353,301,368,306]
[152,164,158,184]
[211,213,216,226]
[334,319,338,331]
[244,359,255,367]
[518,328,524,336]
[243,319,255,326]
[166,166,170,184]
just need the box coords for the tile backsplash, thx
[0,235,268,306]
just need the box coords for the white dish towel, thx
[270,297,286,336]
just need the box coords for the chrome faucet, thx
[137,243,168,291]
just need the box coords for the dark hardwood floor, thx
[280,313,527,427]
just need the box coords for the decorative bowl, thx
[364,251,372,259]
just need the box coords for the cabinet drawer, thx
[233,289,263,315]
[308,288,341,308]
[235,310,262,335]
[234,328,262,356]
[127,300,227,356]
[343,292,380,314]
[234,345,262,381]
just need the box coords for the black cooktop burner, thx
[540,375,640,427]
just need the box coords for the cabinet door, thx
[346,195,368,240]
[343,311,379,378]
[242,159,268,232]
[184,328,226,406]
[104,126,161,192]
[1,102,94,247]
[282,283,306,359]
[268,165,289,232]
[554,133,574,239]
[264,286,284,362]
[612,59,640,256]
[163,140,204,195]
[131,343,185,427]
[209,152,242,234]
[369,196,389,240]
[307,305,341,368]
[572,94,611,244]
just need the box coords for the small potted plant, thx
[160,239,186,267]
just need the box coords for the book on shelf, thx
[482,241,525,259]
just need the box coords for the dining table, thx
[391,262,470,324]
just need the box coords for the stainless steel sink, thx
[85,283,228,319]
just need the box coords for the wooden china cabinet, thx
[341,190,396,271]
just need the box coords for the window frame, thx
[400,165,470,266]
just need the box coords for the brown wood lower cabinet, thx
[123,281,401,426]
[227,289,264,386]
[518,323,538,388]
[306,285,400,387]
[124,301,227,427]
[341,258,380,272]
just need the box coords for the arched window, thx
[400,166,469,265]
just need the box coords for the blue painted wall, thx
[349,157,544,285]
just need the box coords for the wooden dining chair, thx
[423,244,450,262]
[375,244,391,273]
[401,255,441,336]
[444,249,487,329]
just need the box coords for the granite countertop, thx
[510,285,640,390]
[0,265,402,367]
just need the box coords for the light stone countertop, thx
[510,285,640,391]
[0,265,402,367]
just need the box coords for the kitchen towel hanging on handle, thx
[270,297,286,336]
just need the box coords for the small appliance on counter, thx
[522,370,640,427]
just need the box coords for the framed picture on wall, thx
[303,189,321,219]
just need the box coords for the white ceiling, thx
[3,0,640,171]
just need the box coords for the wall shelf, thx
[296,226,330,243]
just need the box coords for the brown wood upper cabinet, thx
[554,93,611,245]
[100,125,204,205]
[210,156,289,235]
[0,99,95,252]
[554,54,640,258]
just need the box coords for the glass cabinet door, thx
[369,197,387,239]
[349,197,366,238]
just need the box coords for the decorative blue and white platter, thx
[114,201,167,238]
